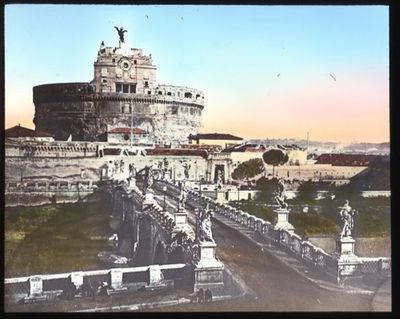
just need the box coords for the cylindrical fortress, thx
[33,35,204,146]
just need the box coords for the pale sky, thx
[5,5,389,143]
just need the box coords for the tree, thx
[262,149,289,177]
[255,177,279,204]
[232,158,265,183]
[297,180,318,203]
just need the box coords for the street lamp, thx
[162,184,167,211]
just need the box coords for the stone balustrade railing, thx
[179,185,390,282]
[5,180,97,193]
[5,263,186,302]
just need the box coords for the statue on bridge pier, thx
[182,162,191,179]
[143,165,154,194]
[273,178,288,209]
[178,180,188,211]
[198,207,214,242]
[216,170,223,190]
[338,200,357,238]
[129,163,137,178]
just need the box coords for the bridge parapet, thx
[5,264,187,304]
[186,188,391,287]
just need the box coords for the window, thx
[144,81,149,88]
[158,91,163,95]
[177,91,180,97]
[184,92,192,98]
[134,60,137,64]
[116,83,136,93]
[147,91,151,95]
[167,92,172,96]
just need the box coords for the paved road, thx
[151,187,375,311]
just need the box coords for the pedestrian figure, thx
[205,289,213,302]
[196,288,204,303]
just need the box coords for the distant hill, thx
[246,139,389,155]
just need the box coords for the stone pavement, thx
[371,278,392,311]
[211,211,388,296]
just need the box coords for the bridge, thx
[4,172,391,311]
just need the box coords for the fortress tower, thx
[33,28,204,146]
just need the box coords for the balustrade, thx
[290,235,302,254]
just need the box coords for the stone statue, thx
[274,178,288,209]
[114,26,128,43]
[144,166,154,193]
[200,209,214,242]
[339,200,356,238]
[216,170,223,189]
[129,163,137,178]
[178,180,188,210]
[182,163,191,179]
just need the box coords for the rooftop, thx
[315,153,378,166]
[223,143,304,153]
[5,125,54,138]
[189,133,243,141]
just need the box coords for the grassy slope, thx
[231,198,390,237]
[5,201,112,277]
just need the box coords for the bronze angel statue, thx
[114,26,128,43]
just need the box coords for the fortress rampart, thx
[33,33,205,146]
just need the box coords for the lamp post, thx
[162,184,167,211]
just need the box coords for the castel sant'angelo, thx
[33,27,205,146]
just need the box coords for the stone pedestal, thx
[128,177,136,189]
[146,265,167,290]
[274,208,294,233]
[23,276,46,303]
[194,241,224,295]
[70,272,83,289]
[29,276,43,297]
[143,191,155,209]
[110,269,123,289]
[174,210,188,226]
[215,189,226,203]
[336,236,356,256]
[334,236,361,285]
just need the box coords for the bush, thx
[290,213,339,237]
[231,202,274,222]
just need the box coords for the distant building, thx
[5,125,54,142]
[188,133,243,148]
[315,153,378,166]
[223,143,307,166]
